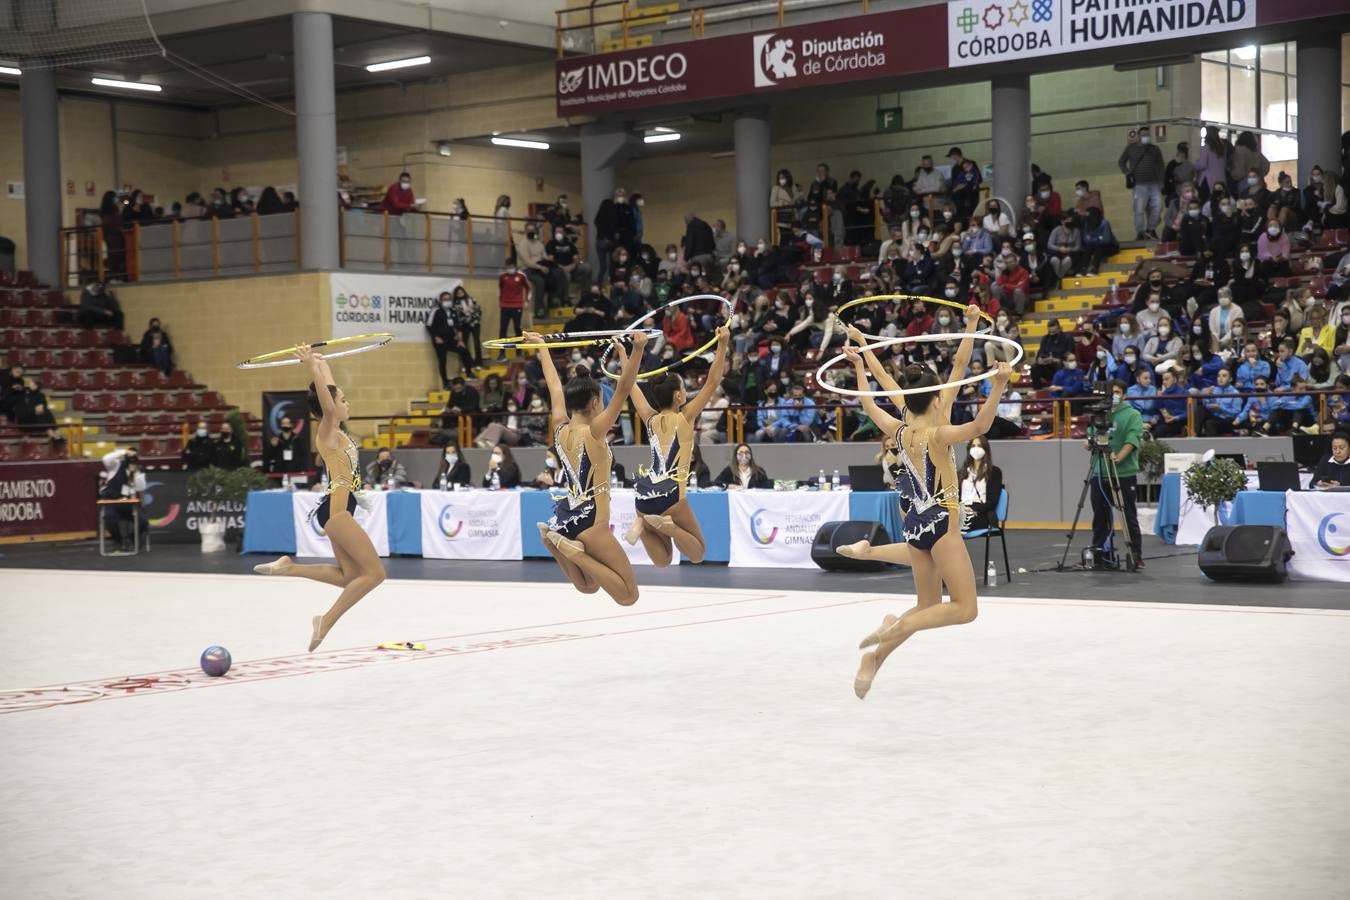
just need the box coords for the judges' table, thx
[1155,473,1304,545]
[243,488,907,568]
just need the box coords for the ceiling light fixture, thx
[491,136,550,150]
[91,77,161,92]
[644,131,681,144]
[366,55,431,73]
[0,66,20,76]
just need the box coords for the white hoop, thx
[598,293,733,380]
[815,333,1024,398]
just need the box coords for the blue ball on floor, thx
[200,646,232,677]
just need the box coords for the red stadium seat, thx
[0,442,14,462]
[202,391,226,409]
[77,330,102,348]
[167,370,194,387]
[45,371,78,391]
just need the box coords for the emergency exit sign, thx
[875,107,903,132]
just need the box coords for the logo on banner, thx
[1317,513,1350,557]
[749,508,779,545]
[142,480,180,529]
[438,505,464,538]
[753,34,798,87]
[267,403,307,437]
[558,69,584,94]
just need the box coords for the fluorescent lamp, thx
[366,55,431,73]
[644,132,681,144]
[91,77,161,92]
[491,136,550,150]
[1232,45,1257,61]
[0,66,20,76]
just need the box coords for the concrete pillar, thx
[580,122,633,275]
[293,11,339,270]
[21,66,61,287]
[734,108,772,246]
[991,73,1031,213]
[1295,34,1341,189]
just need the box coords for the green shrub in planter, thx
[1182,458,1247,523]
[1137,437,1173,483]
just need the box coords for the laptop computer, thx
[1293,434,1333,470]
[1214,452,1246,470]
[848,464,887,492]
[1256,461,1301,492]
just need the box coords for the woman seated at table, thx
[714,443,771,490]
[530,446,563,489]
[482,444,522,489]
[431,439,471,490]
[957,435,1004,532]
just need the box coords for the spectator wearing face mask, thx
[1049,352,1084,399]
[958,436,1003,533]
[1151,368,1188,437]
[770,169,803,237]
[950,156,982,221]
[913,154,946,210]
[1085,344,1117,387]
[1072,323,1103,368]
[1233,342,1272,391]
[1125,367,1159,427]
[264,416,305,476]
[1143,317,1183,371]
[756,338,794,385]
[1228,131,1269,194]
[1186,247,1228,312]
[78,281,124,331]
[381,172,416,214]
[750,387,787,443]
[716,443,772,488]
[1029,318,1072,388]
[100,448,147,552]
[1228,243,1266,315]
[428,292,475,386]
[1297,306,1336,360]
[901,203,932,245]
[1118,125,1165,239]
[439,375,480,429]
[181,421,214,470]
[135,317,174,375]
[1079,207,1118,276]
[1196,367,1243,436]
[1033,177,1063,219]
[545,227,588,307]
[992,252,1030,316]
[787,292,833,351]
[482,444,521,489]
[1047,214,1082,280]
[1208,194,1242,260]
[1163,144,1194,208]
[981,200,1011,237]
[364,449,409,490]
[960,216,994,263]
[1266,172,1302,230]
[1110,313,1142,359]
[1175,199,1209,257]
[211,422,245,470]
[1257,219,1292,277]
[530,446,565,490]
[429,440,471,490]
[1234,376,1274,434]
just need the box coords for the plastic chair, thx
[964,486,1012,583]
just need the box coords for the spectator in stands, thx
[1034,176,1063,219]
[1235,193,1265,246]
[1065,181,1100,221]
[1267,309,1297,353]
[806,163,838,207]
[229,187,253,216]
[1189,249,1229,312]
[1198,367,1242,436]
[1031,318,1073,388]
[282,191,298,212]
[13,377,62,442]
[1265,373,1316,434]
[981,199,1011,237]
[1185,343,1224,391]
[593,187,636,270]
[680,211,718,275]
[205,187,232,218]
[495,264,530,361]
[1313,432,1350,488]
[1305,168,1348,230]
[440,375,480,428]
[516,224,555,314]
[1235,374,1274,434]
[1257,219,1292,276]
[1193,127,1229,201]
[1335,307,1350,369]
[1021,229,1054,292]
[992,251,1030,316]
[1118,125,1165,240]
[212,421,244,470]
[480,445,521,489]
[430,440,471,490]
[1274,338,1310,390]
[1214,315,1247,357]
[912,155,945,209]
[1143,317,1183,371]
[1297,305,1336,359]
[1229,243,1265,315]
[450,286,483,369]
[1238,168,1271,212]
[181,421,213,470]
[1163,143,1194,208]
[138,318,173,375]
[1209,194,1242,259]
[364,448,409,490]
[950,157,981,222]
[98,191,126,281]
[1308,347,1341,391]
[771,168,802,232]
[961,216,994,262]
[1228,131,1269,194]
[1150,367,1188,436]
[1047,213,1081,281]
[780,382,821,443]
[255,187,286,216]
[121,189,153,225]
[715,443,772,489]
[568,284,613,335]
[428,292,472,386]
[1136,291,1167,337]
[1234,342,1272,391]
[545,226,588,308]
[263,415,304,476]
[1048,351,1084,398]
[1111,314,1141,359]
[1085,345,1116,387]
[750,384,787,444]
[1073,322,1103,368]
[1080,207,1118,276]
[877,224,906,267]
[380,172,416,213]
[1125,367,1159,427]
[1176,198,1208,258]
[77,281,123,330]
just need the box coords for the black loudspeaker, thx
[812,520,891,572]
[1198,525,1293,583]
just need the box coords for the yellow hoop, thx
[598,294,733,381]
[482,328,662,351]
[236,333,394,369]
[832,294,995,337]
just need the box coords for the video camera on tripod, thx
[1084,382,1115,444]
[1057,381,1139,573]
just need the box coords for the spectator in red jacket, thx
[662,304,695,352]
[495,264,530,360]
[992,252,1031,316]
[382,172,417,213]
[904,299,934,337]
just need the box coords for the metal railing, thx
[555,0,876,58]
[58,211,585,287]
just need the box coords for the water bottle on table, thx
[986,560,997,587]
[831,469,841,491]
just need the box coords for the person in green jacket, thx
[1089,379,1145,570]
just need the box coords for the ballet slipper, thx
[308,615,327,653]
[622,517,644,546]
[836,541,872,560]
[642,514,674,533]
[253,555,292,576]
[854,651,878,700]
[858,613,898,650]
[544,529,585,560]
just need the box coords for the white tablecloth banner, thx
[1175,473,1309,546]
[1286,492,1350,583]
[727,489,849,569]
[292,490,390,558]
[420,489,521,560]
[608,488,680,567]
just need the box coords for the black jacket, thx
[1036,330,1075,363]
[427,306,458,342]
[433,459,472,489]
[182,434,215,470]
[714,465,772,490]
[263,431,305,474]
[683,217,717,259]
[483,461,521,489]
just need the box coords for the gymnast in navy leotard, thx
[529,329,648,606]
[837,310,1013,699]
[616,325,730,567]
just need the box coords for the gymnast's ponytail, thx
[648,371,683,410]
[899,363,939,415]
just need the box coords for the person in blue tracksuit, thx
[1200,367,1244,435]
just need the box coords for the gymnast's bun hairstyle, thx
[564,373,601,416]
[647,371,683,410]
[306,382,339,420]
[899,363,940,415]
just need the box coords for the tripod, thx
[1058,435,1138,572]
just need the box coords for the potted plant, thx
[1182,457,1247,525]
[188,466,269,552]
[1136,435,1172,502]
